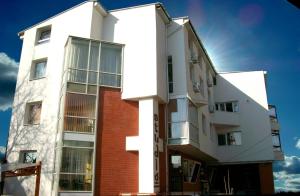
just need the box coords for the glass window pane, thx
[68,69,87,83]
[89,42,99,71]
[272,134,280,147]
[220,103,225,111]
[34,61,47,79]
[188,101,198,127]
[227,132,242,145]
[64,117,95,133]
[100,43,122,74]
[202,114,206,135]
[87,85,97,94]
[39,29,51,41]
[226,102,233,112]
[59,174,92,191]
[218,134,226,145]
[67,83,86,93]
[169,98,187,122]
[63,140,94,148]
[88,72,97,84]
[170,122,187,138]
[28,103,42,124]
[65,93,96,118]
[99,73,116,87]
[69,39,89,69]
[61,147,93,173]
[233,102,239,112]
[20,150,37,163]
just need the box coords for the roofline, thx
[17,0,107,37]
[109,2,171,22]
[218,70,266,74]
[184,19,218,75]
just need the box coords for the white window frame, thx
[36,26,51,44]
[30,59,47,80]
[24,101,42,125]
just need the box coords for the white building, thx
[3,1,283,195]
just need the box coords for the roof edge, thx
[17,1,107,37]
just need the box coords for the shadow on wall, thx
[213,73,275,163]
[102,13,118,42]
[4,70,56,195]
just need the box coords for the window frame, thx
[36,26,51,44]
[30,58,47,80]
[24,101,42,125]
[218,131,242,146]
[19,150,37,163]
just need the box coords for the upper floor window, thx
[25,102,42,125]
[215,101,238,112]
[202,114,207,135]
[36,26,51,44]
[168,56,173,93]
[19,150,37,163]
[218,131,242,146]
[31,59,47,80]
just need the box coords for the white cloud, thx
[274,155,300,192]
[0,146,6,154]
[0,52,19,111]
[296,139,300,149]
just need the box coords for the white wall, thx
[102,5,167,102]
[214,71,274,163]
[167,19,187,97]
[5,2,105,196]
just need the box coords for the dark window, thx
[168,56,173,93]
[218,134,226,145]
[19,150,37,163]
[213,77,217,85]
[215,103,219,111]
[220,103,225,111]
[226,102,233,112]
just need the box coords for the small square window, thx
[25,102,42,125]
[19,150,37,163]
[31,60,47,80]
[37,26,51,44]
[227,131,242,145]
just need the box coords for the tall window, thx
[25,102,42,125]
[202,114,207,135]
[31,59,47,80]
[189,63,195,83]
[168,56,174,93]
[99,43,122,87]
[188,100,198,143]
[59,141,93,191]
[19,150,37,163]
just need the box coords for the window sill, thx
[23,123,40,126]
[36,39,50,45]
[29,76,46,81]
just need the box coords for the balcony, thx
[212,111,240,127]
[269,105,280,130]
[168,122,199,146]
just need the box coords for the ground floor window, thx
[59,140,94,191]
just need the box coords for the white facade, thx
[4,1,282,195]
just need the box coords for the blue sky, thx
[0,0,299,192]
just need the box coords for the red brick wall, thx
[95,87,139,196]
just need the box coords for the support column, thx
[139,98,160,193]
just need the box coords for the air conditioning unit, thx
[209,105,215,113]
[207,78,213,87]
[193,82,200,93]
